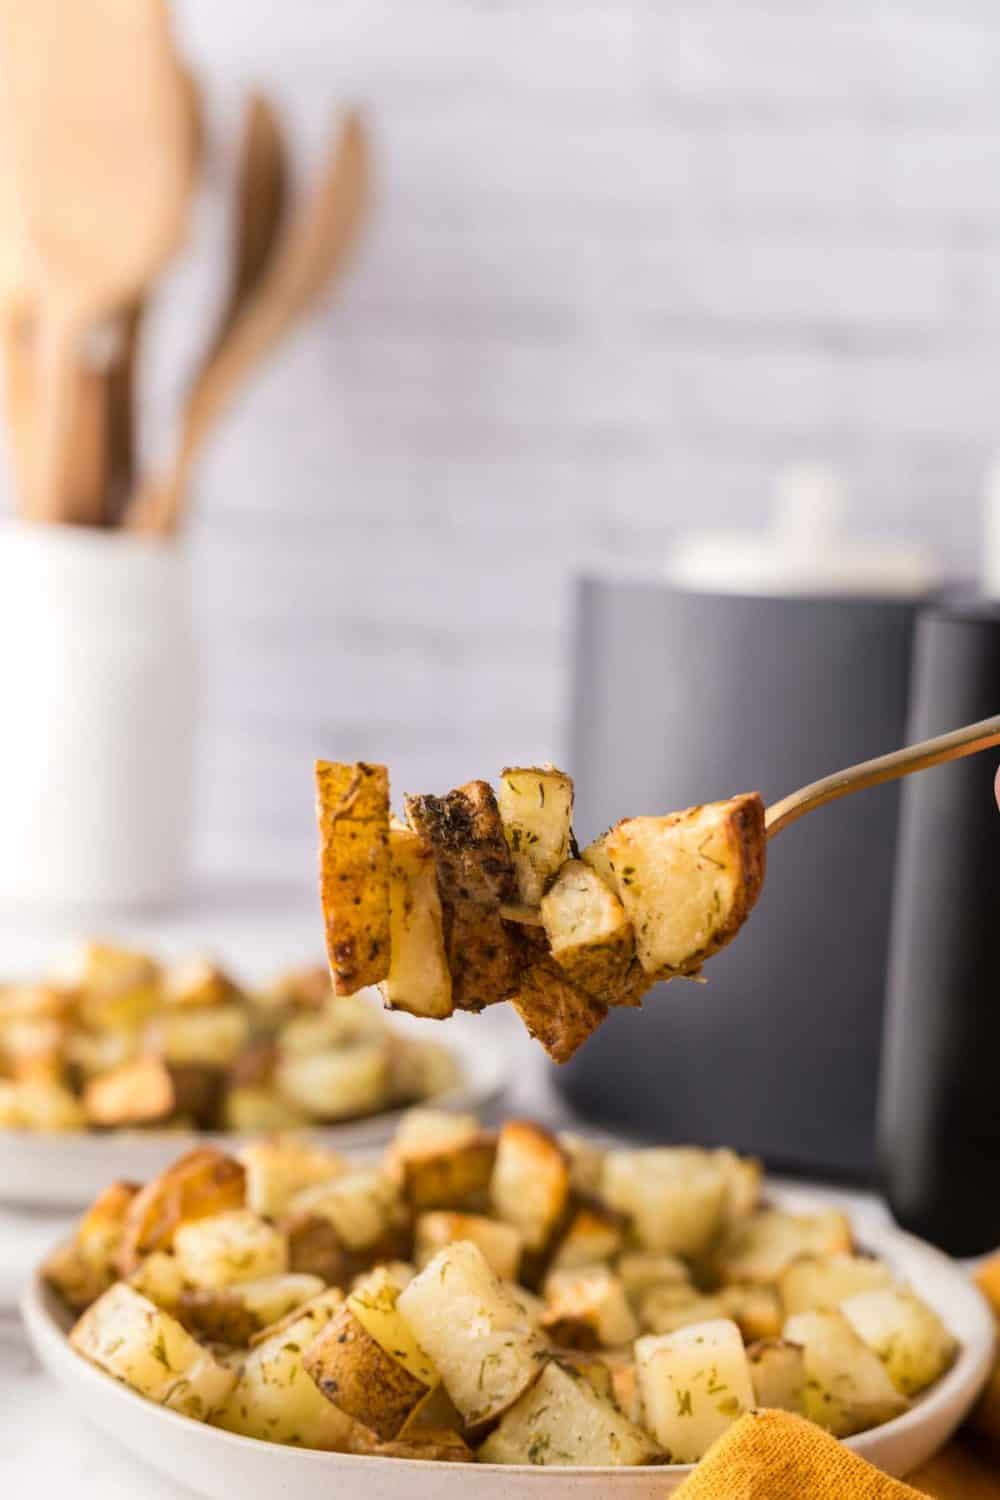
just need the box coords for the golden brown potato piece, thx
[316,760,391,995]
[162,957,241,1009]
[381,825,453,1020]
[491,1120,571,1253]
[83,1056,176,1127]
[587,793,766,978]
[304,1300,432,1440]
[43,1180,139,1311]
[404,781,521,1012]
[116,1147,246,1274]
[399,1134,498,1212]
[83,1056,224,1130]
[282,1212,352,1286]
[496,765,574,906]
[510,958,607,1064]
[541,859,635,1001]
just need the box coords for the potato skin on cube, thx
[478,1359,658,1467]
[541,860,635,1000]
[599,793,766,978]
[42,1179,139,1311]
[496,765,574,906]
[404,781,521,1012]
[304,1301,430,1440]
[397,1241,548,1426]
[116,1147,246,1274]
[71,1282,237,1420]
[510,957,607,1064]
[382,825,453,1019]
[315,760,391,995]
[415,1211,523,1281]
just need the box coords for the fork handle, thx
[765,713,1000,838]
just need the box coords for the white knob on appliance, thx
[664,464,939,598]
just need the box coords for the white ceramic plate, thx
[0,1026,506,1208]
[21,1184,995,1499]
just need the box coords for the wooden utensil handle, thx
[764,713,1000,837]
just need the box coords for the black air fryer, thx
[558,575,928,1180]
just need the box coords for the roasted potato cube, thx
[351,1260,416,1295]
[636,1319,755,1463]
[639,1287,729,1336]
[239,1137,347,1219]
[714,1148,763,1223]
[747,1338,807,1413]
[783,1309,909,1436]
[478,1359,657,1466]
[541,1265,638,1349]
[503,1280,546,1328]
[275,1043,391,1121]
[610,1360,645,1426]
[223,1086,306,1134]
[82,1055,212,1129]
[841,1287,958,1397]
[596,794,766,978]
[280,996,387,1053]
[550,1201,625,1271]
[0,982,73,1022]
[2,1078,86,1130]
[43,1180,139,1311]
[404,780,521,1012]
[316,760,391,995]
[71,1283,236,1420]
[54,940,161,1031]
[496,765,575,907]
[541,860,635,1001]
[174,1209,287,1290]
[779,1252,893,1316]
[382,825,453,1020]
[144,1004,250,1067]
[289,1169,402,1253]
[716,1208,853,1285]
[397,1135,497,1213]
[720,1283,783,1342]
[116,1148,246,1273]
[397,1241,548,1426]
[388,1106,481,1161]
[0,1013,67,1084]
[305,1270,438,1439]
[162,957,241,1009]
[415,1211,523,1281]
[261,964,332,1014]
[491,1120,571,1253]
[178,1273,325,1344]
[282,1214,352,1286]
[510,957,607,1064]
[558,1132,606,1197]
[126,1250,186,1312]
[617,1251,692,1306]
[601,1148,728,1257]
[213,1288,355,1447]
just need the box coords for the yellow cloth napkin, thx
[673,1410,930,1500]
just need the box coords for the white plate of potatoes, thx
[21,1113,995,1497]
[0,1018,505,1209]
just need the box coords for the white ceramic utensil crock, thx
[0,521,196,909]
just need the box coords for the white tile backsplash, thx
[5,1,1000,879]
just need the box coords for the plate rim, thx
[20,1183,996,1479]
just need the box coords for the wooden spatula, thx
[127,109,368,535]
[0,0,195,523]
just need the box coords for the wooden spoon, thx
[502,714,1000,926]
[0,0,195,523]
[206,92,289,360]
[127,109,369,535]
